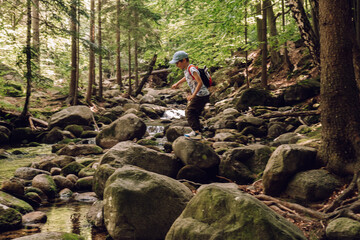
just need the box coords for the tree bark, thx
[86,0,96,104]
[116,0,122,88]
[21,0,32,118]
[134,11,139,89]
[282,0,294,72]
[245,0,250,88]
[319,0,360,175]
[261,0,268,89]
[286,0,320,66]
[309,0,319,40]
[32,0,40,76]
[256,3,264,43]
[69,0,77,106]
[98,0,103,99]
[267,0,282,69]
[128,5,132,97]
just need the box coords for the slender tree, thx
[69,0,78,105]
[244,0,250,88]
[127,2,132,96]
[282,0,294,72]
[98,0,103,99]
[319,0,360,175]
[134,10,139,89]
[267,1,282,68]
[86,0,96,104]
[116,0,123,88]
[32,0,40,76]
[21,0,32,119]
[261,0,268,89]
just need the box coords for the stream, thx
[0,109,185,240]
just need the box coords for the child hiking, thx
[170,51,210,139]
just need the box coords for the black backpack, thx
[188,65,212,88]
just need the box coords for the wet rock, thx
[267,122,287,139]
[32,174,57,199]
[86,200,104,228]
[166,183,306,240]
[13,232,85,240]
[48,105,94,129]
[80,130,98,138]
[100,141,181,178]
[38,159,59,172]
[14,167,50,181]
[96,113,147,149]
[0,191,33,214]
[64,124,84,138]
[73,192,97,202]
[24,192,42,206]
[78,167,96,178]
[176,165,210,184]
[285,169,343,202]
[22,211,47,225]
[0,204,22,232]
[165,126,192,142]
[59,188,73,199]
[263,144,317,196]
[57,144,103,156]
[52,175,75,190]
[104,166,193,240]
[42,127,65,144]
[326,217,360,240]
[66,174,78,184]
[52,155,76,168]
[61,162,85,176]
[173,137,220,169]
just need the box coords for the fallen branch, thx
[134,54,158,96]
[107,68,169,82]
[258,110,320,119]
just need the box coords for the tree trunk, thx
[256,3,264,43]
[135,54,157,96]
[128,5,132,97]
[319,0,360,176]
[245,0,250,88]
[69,0,77,106]
[86,0,96,104]
[75,0,80,103]
[116,0,122,88]
[98,0,103,99]
[267,0,282,69]
[286,0,320,66]
[282,0,294,72]
[32,0,40,77]
[261,0,268,89]
[134,11,139,89]
[309,0,319,40]
[21,0,32,118]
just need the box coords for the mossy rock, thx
[65,125,84,138]
[12,232,85,240]
[137,139,158,146]
[98,116,112,125]
[0,205,22,232]
[1,82,23,97]
[61,162,85,176]
[80,130,98,138]
[78,167,96,178]
[0,191,34,214]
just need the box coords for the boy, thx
[170,51,210,139]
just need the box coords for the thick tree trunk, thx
[32,0,40,76]
[116,0,122,88]
[69,1,77,106]
[98,0,103,99]
[319,0,360,175]
[261,0,268,89]
[86,0,96,104]
[21,0,32,118]
[286,0,320,66]
[267,1,282,69]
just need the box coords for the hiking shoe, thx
[184,131,202,140]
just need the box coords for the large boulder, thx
[219,144,272,184]
[172,137,220,169]
[96,113,146,149]
[262,144,317,196]
[235,88,273,112]
[48,106,94,129]
[100,141,181,178]
[14,167,50,180]
[326,217,360,240]
[56,144,103,156]
[285,169,343,202]
[104,166,193,240]
[0,204,22,232]
[166,183,306,240]
[93,164,116,199]
[0,191,33,214]
[32,174,57,199]
[283,78,320,104]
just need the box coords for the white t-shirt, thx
[184,65,210,97]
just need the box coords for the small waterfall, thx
[161,109,185,120]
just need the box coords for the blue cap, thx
[169,51,188,64]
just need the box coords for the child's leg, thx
[185,95,209,131]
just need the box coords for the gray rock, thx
[285,169,343,202]
[14,167,50,180]
[173,136,220,169]
[22,211,47,225]
[326,217,360,240]
[61,162,85,176]
[96,113,146,149]
[52,155,76,168]
[38,160,59,172]
[272,132,307,147]
[1,179,24,197]
[48,105,94,129]
[267,122,287,139]
[104,166,193,240]
[283,78,320,104]
[86,200,104,228]
[93,164,116,199]
[100,141,181,178]
[263,144,317,196]
[32,174,57,199]
[75,176,93,191]
[166,183,306,240]
[165,126,192,142]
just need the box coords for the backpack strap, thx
[187,64,196,80]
